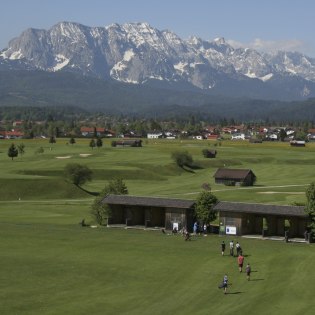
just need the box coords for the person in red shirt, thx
[237,254,244,273]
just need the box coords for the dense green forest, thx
[1,70,315,122]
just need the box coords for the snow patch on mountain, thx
[9,49,24,60]
[52,54,70,71]
[1,21,315,100]
[0,51,8,59]
[190,62,205,68]
[174,62,188,73]
[148,75,164,80]
[260,73,273,81]
[111,49,135,72]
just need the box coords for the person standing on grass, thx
[238,253,244,272]
[236,241,241,256]
[221,241,226,256]
[229,240,234,256]
[193,222,198,235]
[246,263,251,280]
[222,274,228,294]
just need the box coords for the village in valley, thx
[1,117,315,145]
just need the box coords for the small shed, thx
[214,168,256,186]
[112,140,142,147]
[214,201,308,238]
[102,195,195,231]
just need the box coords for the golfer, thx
[221,241,226,256]
[238,253,244,272]
[222,274,228,294]
[229,240,234,256]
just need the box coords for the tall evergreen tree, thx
[69,137,76,145]
[89,139,96,149]
[49,136,56,144]
[96,137,103,148]
[8,143,18,160]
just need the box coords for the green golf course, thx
[0,138,314,314]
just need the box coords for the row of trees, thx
[6,136,105,161]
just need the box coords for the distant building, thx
[102,194,195,232]
[207,134,220,141]
[214,168,256,186]
[12,120,24,127]
[215,201,308,237]
[147,132,163,139]
[80,127,105,137]
[231,133,245,140]
[80,127,115,137]
[1,130,25,139]
[112,139,142,147]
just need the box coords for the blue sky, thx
[1,0,315,56]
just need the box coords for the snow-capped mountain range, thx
[1,21,315,100]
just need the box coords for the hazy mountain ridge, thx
[1,70,315,122]
[1,21,315,100]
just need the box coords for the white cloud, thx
[226,38,310,55]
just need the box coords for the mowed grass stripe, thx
[0,226,314,315]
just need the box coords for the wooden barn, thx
[214,168,256,186]
[214,201,308,238]
[102,195,195,231]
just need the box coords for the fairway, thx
[0,138,315,314]
[1,225,314,315]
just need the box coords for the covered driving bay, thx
[102,195,195,231]
[214,201,309,238]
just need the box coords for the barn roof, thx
[214,168,255,179]
[102,194,195,209]
[214,201,307,217]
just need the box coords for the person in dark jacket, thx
[221,241,226,256]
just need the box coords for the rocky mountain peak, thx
[1,21,315,100]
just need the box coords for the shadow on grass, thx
[179,163,204,173]
[77,185,100,196]
[190,163,204,170]
[226,291,243,295]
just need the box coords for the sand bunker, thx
[79,154,92,157]
[56,156,72,159]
